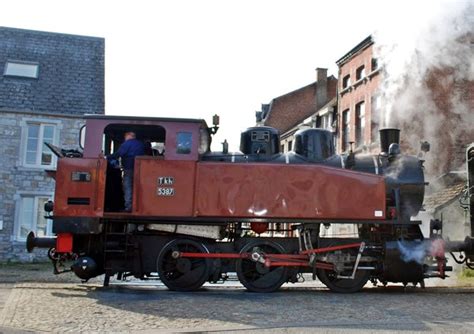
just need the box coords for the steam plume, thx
[373,1,474,176]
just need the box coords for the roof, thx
[0,26,104,41]
[0,26,104,115]
[423,182,466,212]
[336,35,373,66]
[262,76,337,134]
[84,114,206,124]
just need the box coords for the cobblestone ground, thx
[0,263,474,333]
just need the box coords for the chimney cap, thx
[315,68,328,82]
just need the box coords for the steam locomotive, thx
[26,114,474,292]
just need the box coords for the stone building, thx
[336,36,380,153]
[0,27,104,261]
[256,68,338,153]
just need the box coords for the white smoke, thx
[373,1,474,176]
[397,240,427,263]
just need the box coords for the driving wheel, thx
[236,240,288,293]
[157,239,210,291]
[316,266,369,293]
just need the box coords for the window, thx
[103,124,166,157]
[315,116,322,128]
[355,102,365,147]
[176,132,192,154]
[23,123,57,168]
[281,144,284,153]
[288,140,293,152]
[371,95,382,114]
[16,195,52,240]
[356,65,365,81]
[342,109,350,151]
[371,58,378,72]
[4,61,39,78]
[320,113,333,130]
[342,75,351,89]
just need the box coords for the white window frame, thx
[20,118,61,169]
[4,60,39,79]
[13,192,54,242]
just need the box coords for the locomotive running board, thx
[102,213,422,226]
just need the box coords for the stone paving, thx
[0,264,474,333]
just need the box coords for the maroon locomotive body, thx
[27,114,474,292]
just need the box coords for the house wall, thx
[0,111,84,261]
[0,27,104,262]
[337,43,380,153]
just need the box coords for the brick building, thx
[256,68,338,152]
[336,36,380,153]
[0,27,104,261]
[335,34,474,174]
[400,65,474,176]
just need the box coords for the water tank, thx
[240,127,280,156]
[294,128,335,161]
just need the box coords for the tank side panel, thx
[133,159,196,216]
[195,162,386,220]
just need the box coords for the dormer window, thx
[4,61,39,78]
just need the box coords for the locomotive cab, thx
[51,115,211,219]
[102,124,168,211]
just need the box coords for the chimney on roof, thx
[315,68,328,108]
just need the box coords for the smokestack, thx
[315,67,327,107]
[379,128,400,153]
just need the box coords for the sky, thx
[0,0,466,150]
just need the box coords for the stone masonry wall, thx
[0,110,84,261]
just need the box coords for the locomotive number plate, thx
[157,187,175,196]
[157,176,175,196]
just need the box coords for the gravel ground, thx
[0,263,474,333]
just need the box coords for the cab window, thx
[176,132,192,154]
[103,124,166,156]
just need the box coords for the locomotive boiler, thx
[26,115,474,292]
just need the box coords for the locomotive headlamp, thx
[212,114,220,126]
[209,114,220,135]
[420,141,430,153]
[44,200,54,213]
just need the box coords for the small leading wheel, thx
[236,240,288,293]
[157,239,211,292]
[316,267,370,293]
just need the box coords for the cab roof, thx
[84,114,207,125]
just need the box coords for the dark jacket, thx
[107,139,145,170]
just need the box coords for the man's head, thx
[124,131,136,141]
